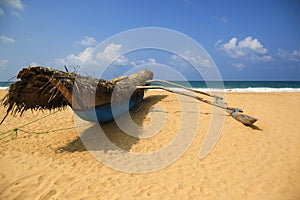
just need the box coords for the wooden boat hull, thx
[74,93,144,123]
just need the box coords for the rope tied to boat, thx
[0,110,76,140]
[215,97,223,105]
[230,108,243,116]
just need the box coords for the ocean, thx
[1,81,300,92]
[151,81,300,92]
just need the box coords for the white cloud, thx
[214,39,223,47]
[77,36,97,46]
[96,43,129,65]
[0,0,24,10]
[0,35,15,43]
[254,55,272,62]
[217,36,271,61]
[0,0,24,16]
[170,50,213,68]
[56,47,95,66]
[55,43,166,77]
[277,49,300,62]
[0,7,4,15]
[292,50,300,57]
[213,16,228,23]
[146,58,156,64]
[129,58,158,67]
[56,43,131,70]
[232,63,245,70]
[0,59,8,68]
[29,61,39,66]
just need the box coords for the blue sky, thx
[0,0,300,81]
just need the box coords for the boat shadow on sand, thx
[245,124,263,131]
[57,93,263,154]
[57,94,168,153]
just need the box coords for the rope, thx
[0,75,17,88]
[0,110,76,140]
[15,126,76,135]
[230,108,243,116]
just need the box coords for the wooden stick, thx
[137,85,257,125]
[48,77,83,110]
[146,80,223,100]
[137,85,228,110]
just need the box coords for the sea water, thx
[1,81,300,92]
[151,81,300,92]
[0,82,13,90]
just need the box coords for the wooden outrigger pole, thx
[137,81,257,125]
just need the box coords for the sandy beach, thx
[0,90,299,200]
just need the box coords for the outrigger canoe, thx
[0,66,257,126]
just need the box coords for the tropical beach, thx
[0,89,299,199]
[1,0,300,199]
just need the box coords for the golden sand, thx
[0,90,299,199]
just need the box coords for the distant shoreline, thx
[1,81,300,92]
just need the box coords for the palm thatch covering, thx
[1,66,153,124]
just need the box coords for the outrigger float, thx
[0,66,257,125]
